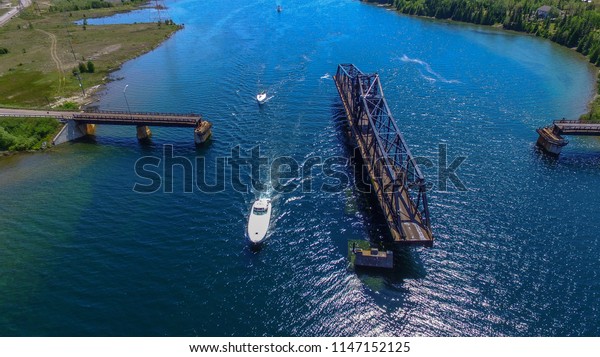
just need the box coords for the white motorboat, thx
[247,198,272,244]
[256,91,267,104]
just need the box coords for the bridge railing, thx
[335,64,431,235]
[550,119,600,134]
[72,111,201,126]
[84,109,201,118]
[553,119,581,124]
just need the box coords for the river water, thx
[1,0,599,336]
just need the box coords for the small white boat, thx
[256,91,267,104]
[277,5,283,12]
[247,198,272,244]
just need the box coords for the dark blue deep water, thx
[1,0,600,336]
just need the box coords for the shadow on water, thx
[72,135,98,145]
[247,242,264,254]
[351,246,427,293]
[533,143,600,169]
[330,101,427,287]
[138,137,153,146]
[194,138,214,155]
[532,144,560,168]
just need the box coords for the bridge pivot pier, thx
[334,64,433,246]
[195,121,213,145]
[136,125,152,140]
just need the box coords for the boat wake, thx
[399,54,460,84]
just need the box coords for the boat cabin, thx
[253,201,269,214]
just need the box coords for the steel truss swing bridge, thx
[334,64,433,246]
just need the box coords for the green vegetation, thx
[48,0,126,12]
[57,101,79,109]
[583,76,600,121]
[76,60,95,73]
[0,0,181,108]
[0,47,8,54]
[0,117,61,151]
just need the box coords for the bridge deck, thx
[73,111,201,127]
[334,64,432,246]
[553,120,600,136]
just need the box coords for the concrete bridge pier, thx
[136,125,152,140]
[52,120,96,145]
[536,127,568,156]
[194,121,212,145]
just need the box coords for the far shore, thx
[364,1,600,122]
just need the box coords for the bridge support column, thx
[80,123,96,136]
[194,121,212,145]
[136,125,152,140]
[52,120,95,146]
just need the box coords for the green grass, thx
[582,96,600,122]
[0,1,180,109]
[0,70,57,107]
[348,239,372,268]
[0,117,61,151]
[579,75,600,122]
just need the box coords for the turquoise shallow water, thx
[1,0,600,336]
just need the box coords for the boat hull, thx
[247,199,272,244]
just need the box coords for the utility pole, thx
[155,0,162,23]
[76,73,85,96]
[67,32,77,61]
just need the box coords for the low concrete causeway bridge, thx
[334,64,433,246]
[536,119,600,155]
[0,109,212,145]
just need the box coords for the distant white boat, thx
[256,91,267,104]
[247,198,272,244]
[277,5,282,12]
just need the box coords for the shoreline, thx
[53,23,182,111]
[0,1,181,109]
[0,1,182,153]
[367,1,600,122]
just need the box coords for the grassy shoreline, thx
[0,0,181,109]
[0,0,181,152]
[0,117,61,152]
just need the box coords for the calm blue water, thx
[1,0,600,336]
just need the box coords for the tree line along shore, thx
[370,0,600,121]
[0,0,181,151]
